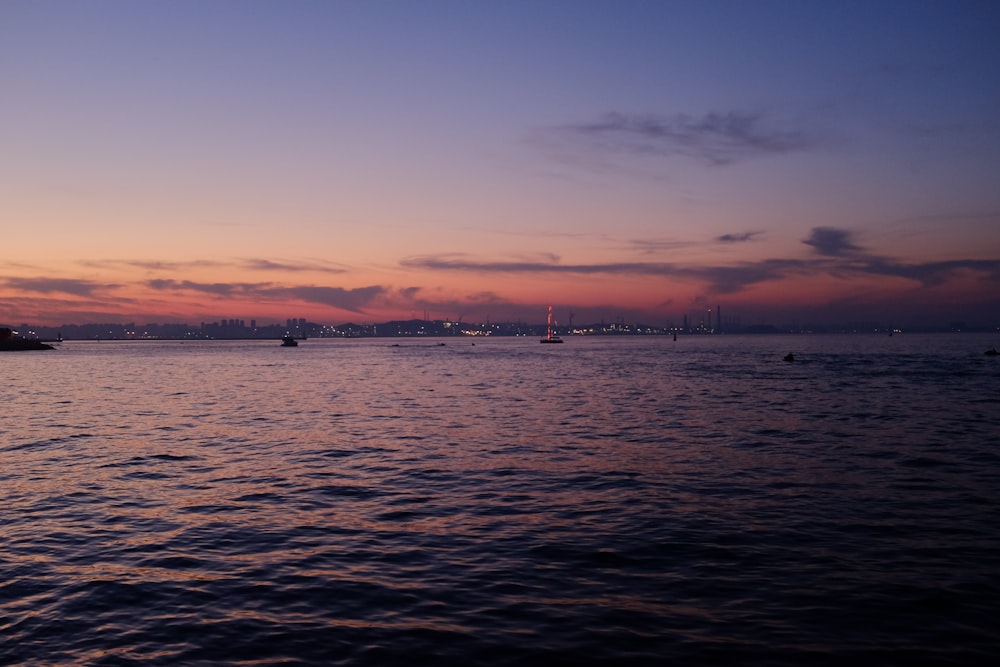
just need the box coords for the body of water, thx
[2,334,999,665]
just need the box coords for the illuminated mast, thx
[540,305,564,343]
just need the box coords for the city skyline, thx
[3,1,1000,329]
[7,307,995,341]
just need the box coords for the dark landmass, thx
[0,339,55,351]
[0,327,55,351]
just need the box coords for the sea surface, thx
[2,334,999,666]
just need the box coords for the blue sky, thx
[2,1,999,327]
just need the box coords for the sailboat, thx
[540,305,564,344]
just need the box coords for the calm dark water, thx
[2,334,999,666]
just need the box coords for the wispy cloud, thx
[144,279,384,313]
[401,254,681,276]
[799,227,1000,286]
[79,258,348,274]
[717,231,763,243]
[80,259,223,271]
[240,258,348,274]
[380,289,528,323]
[0,260,47,271]
[1,277,113,297]
[886,211,1000,227]
[401,253,800,293]
[861,258,1000,286]
[694,260,811,294]
[267,285,384,312]
[543,110,815,167]
[627,238,698,254]
[145,279,265,296]
[402,226,1000,296]
[625,232,763,255]
[0,295,142,323]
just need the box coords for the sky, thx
[2,0,999,329]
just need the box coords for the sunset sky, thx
[3,1,999,328]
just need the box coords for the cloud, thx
[717,231,763,243]
[400,253,806,293]
[400,254,680,276]
[861,258,1000,287]
[699,255,999,292]
[798,227,1000,286]
[627,238,698,254]
[626,232,764,255]
[144,279,384,313]
[694,260,810,293]
[240,258,348,274]
[803,227,863,256]
[378,289,530,323]
[2,277,113,296]
[80,258,347,274]
[267,285,384,312]
[145,279,264,296]
[402,239,1000,298]
[887,211,1000,227]
[549,111,814,166]
[0,260,46,271]
[0,295,144,324]
[80,259,223,271]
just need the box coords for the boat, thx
[540,306,563,344]
[986,347,998,357]
[281,336,298,347]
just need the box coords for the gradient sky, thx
[3,0,999,328]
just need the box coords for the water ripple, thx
[2,335,999,665]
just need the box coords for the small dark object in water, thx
[281,336,298,347]
[783,353,795,362]
[986,347,998,357]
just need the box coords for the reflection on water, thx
[2,335,999,665]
